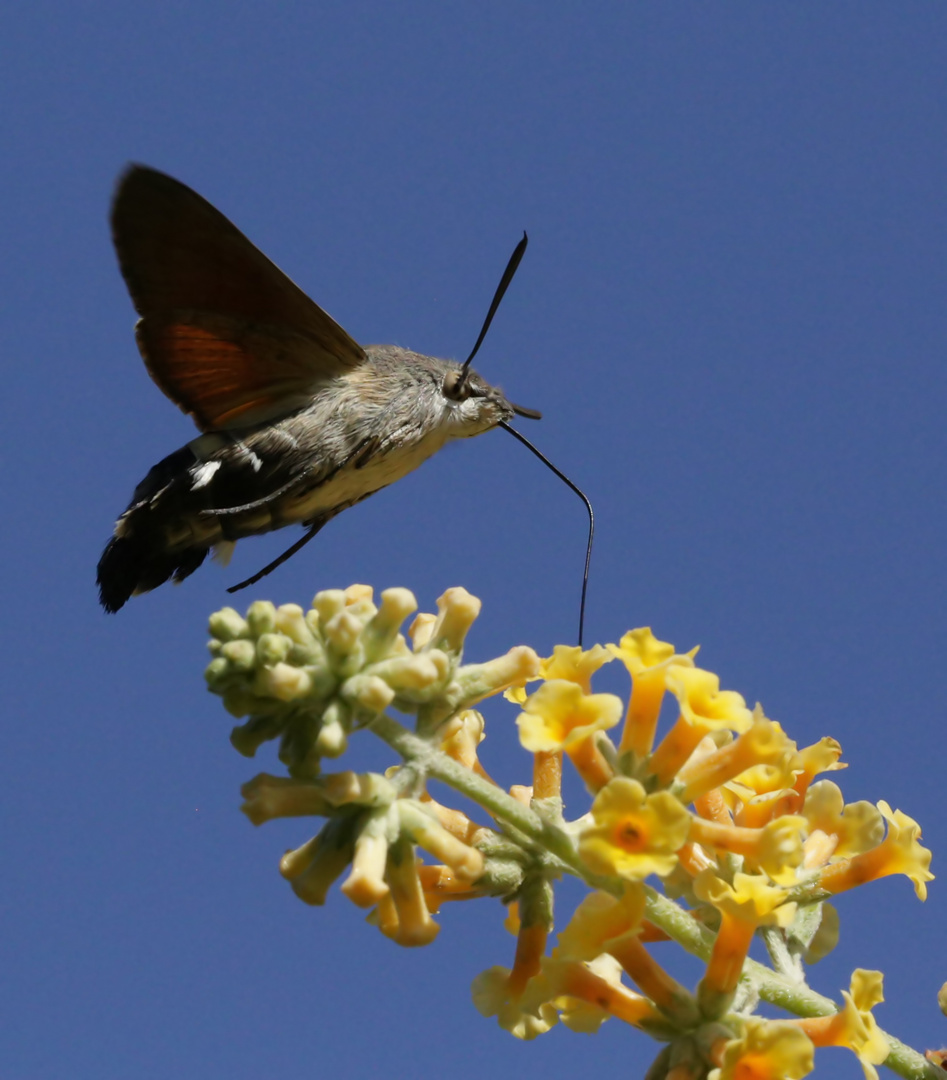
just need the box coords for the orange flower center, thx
[613,817,647,851]
[733,1054,770,1080]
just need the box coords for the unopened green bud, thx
[342,831,390,908]
[368,652,450,695]
[240,773,333,825]
[208,606,249,641]
[322,771,397,807]
[278,716,319,777]
[427,587,481,655]
[281,831,355,906]
[256,662,313,702]
[275,604,319,648]
[231,714,283,757]
[312,589,346,624]
[323,609,363,655]
[361,588,418,661]
[316,716,348,758]
[280,834,320,880]
[343,584,376,613]
[453,646,541,704]
[221,687,258,718]
[340,674,396,715]
[256,632,290,666]
[313,698,350,756]
[397,801,484,881]
[204,656,231,687]
[287,638,326,666]
[221,639,256,671]
[408,612,436,651]
[245,600,277,636]
[382,837,440,946]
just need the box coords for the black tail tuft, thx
[97,531,208,613]
[97,443,212,612]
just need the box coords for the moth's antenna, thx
[455,232,529,396]
[499,421,594,648]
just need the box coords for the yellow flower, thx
[677,717,799,804]
[667,665,754,734]
[724,718,801,797]
[553,886,698,1026]
[802,780,884,860]
[524,956,660,1032]
[709,1018,815,1080]
[875,803,933,900]
[516,679,622,753]
[579,778,691,881]
[555,887,647,961]
[695,871,796,1010]
[503,642,612,705]
[818,801,933,901]
[608,627,689,671]
[751,817,808,883]
[470,966,558,1040]
[540,643,613,691]
[687,814,807,885]
[726,731,836,806]
[840,969,890,1073]
[695,870,796,927]
[607,628,697,758]
[726,782,800,829]
[796,970,888,1080]
[649,666,754,785]
[793,736,844,794]
[545,954,625,1033]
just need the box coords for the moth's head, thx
[441,365,515,436]
[442,364,542,437]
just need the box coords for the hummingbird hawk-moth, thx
[97,165,541,613]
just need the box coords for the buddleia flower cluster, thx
[204,584,935,1080]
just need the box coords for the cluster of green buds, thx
[206,584,540,943]
[204,585,936,1079]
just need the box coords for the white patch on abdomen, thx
[190,460,222,490]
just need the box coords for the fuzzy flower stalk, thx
[204,585,936,1079]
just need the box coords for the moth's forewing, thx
[111,165,366,430]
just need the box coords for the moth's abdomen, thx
[96,439,300,613]
[94,401,450,612]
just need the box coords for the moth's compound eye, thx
[442,370,471,401]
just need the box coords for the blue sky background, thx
[2,5,945,1077]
